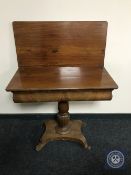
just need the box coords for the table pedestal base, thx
[36,101,91,151]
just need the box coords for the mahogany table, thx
[6,21,118,151]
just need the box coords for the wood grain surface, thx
[6,66,118,91]
[13,21,107,68]
[6,21,118,103]
[6,21,118,148]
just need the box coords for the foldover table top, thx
[6,66,117,91]
[6,21,118,102]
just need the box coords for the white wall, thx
[0,0,131,113]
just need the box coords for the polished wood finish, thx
[13,21,107,68]
[6,21,118,150]
[36,120,90,151]
[6,66,117,102]
[56,101,70,134]
[6,67,117,91]
[12,89,112,103]
[36,101,90,151]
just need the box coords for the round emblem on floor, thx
[107,150,124,168]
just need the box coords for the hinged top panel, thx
[13,21,107,67]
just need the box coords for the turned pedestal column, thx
[56,101,70,134]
